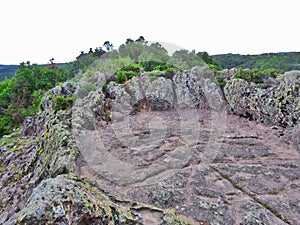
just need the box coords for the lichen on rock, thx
[224,70,300,127]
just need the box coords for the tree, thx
[135,36,147,45]
[168,50,205,69]
[125,38,134,44]
[103,41,114,52]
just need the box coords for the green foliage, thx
[53,95,74,112]
[0,62,74,136]
[121,63,142,74]
[115,63,142,84]
[119,41,169,68]
[215,75,226,87]
[0,65,18,81]
[147,71,163,78]
[0,78,13,108]
[234,68,281,83]
[104,110,111,122]
[168,50,205,70]
[197,51,222,71]
[115,71,128,84]
[0,114,18,136]
[0,45,105,137]
[29,90,43,115]
[102,83,108,93]
[213,52,300,71]
[164,67,176,79]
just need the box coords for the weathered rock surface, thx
[224,70,300,127]
[78,110,299,225]
[14,175,189,224]
[0,67,299,225]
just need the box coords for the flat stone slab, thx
[78,109,300,225]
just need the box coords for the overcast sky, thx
[0,0,299,64]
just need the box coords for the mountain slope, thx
[213,52,300,71]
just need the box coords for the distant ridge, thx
[212,51,300,71]
[0,63,66,81]
[0,65,18,81]
[213,51,300,56]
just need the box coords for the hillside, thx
[0,63,66,81]
[0,65,18,81]
[213,52,300,71]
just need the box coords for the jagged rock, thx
[224,71,300,127]
[14,175,189,225]
[20,117,35,137]
[1,67,299,225]
[216,68,238,80]
[107,67,217,114]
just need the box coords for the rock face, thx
[224,70,300,127]
[0,67,299,225]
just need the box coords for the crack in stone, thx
[211,166,292,224]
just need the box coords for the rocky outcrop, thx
[15,175,189,224]
[0,67,299,225]
[224,70,300,127]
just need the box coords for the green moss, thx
[102,82,108,93]
[11,165,18,170]
[218,172,244,192]
[105,110,111,122]
[0,166,6,173]
[268,189,280,195]
[163,208,192,225]
[13,173,22,180]
[132,103,141,112]
[147,71,163,77]
[38,148,44,155]
[252,196,291,224]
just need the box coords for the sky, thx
[0,0,299,64]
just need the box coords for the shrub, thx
[234,68,281,83]
[115,63,141,84]
[121,63,142,73]
[215,75,226,87]
[164,67,176,79]
[115,71,127,84]
[53,95,74,112]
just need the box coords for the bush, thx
[53,95,74,112]
[215,75,226,87]
[0,115,18,137]
[164,67,176,79]
[115,71,127,84]
[233,68,281,83]
[121,63,142,73]
[115,63,141,84]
